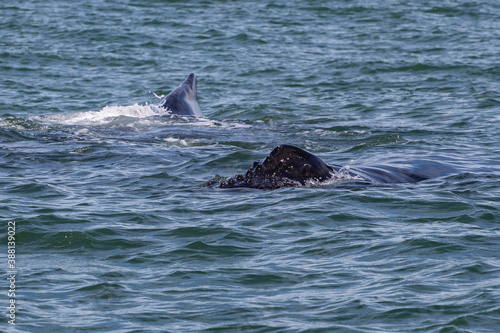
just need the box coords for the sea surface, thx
[1,0,500,332]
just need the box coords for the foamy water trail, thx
[33,104,251,129]
[36,104,169,126]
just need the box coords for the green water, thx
[1,0,500,332]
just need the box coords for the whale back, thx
[208,145,459,189]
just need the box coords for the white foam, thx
[303,166,365,187]
[163,137,189,146]
[331,166,365,182]
[37,104,170,126]
[34,104,251,129]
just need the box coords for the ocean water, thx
[2,0,500,332]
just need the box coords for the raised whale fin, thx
[160,73,203,117]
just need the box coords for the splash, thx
[33,104,251,129]
[303,166,366,187]
[37,104,169,126]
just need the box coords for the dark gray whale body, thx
[160,73,203,117]
[208,145,456,189]
[157,74,456,189]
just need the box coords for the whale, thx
[156,75,457,189]
[160,73,203,117]
[208,145,456,189]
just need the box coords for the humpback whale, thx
[208,145,456,189]
[155,74,457,189]
[160,73,203,117]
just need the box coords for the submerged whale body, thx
[208,145,456,189]
[160,73,203,117]
[157,75,457,189]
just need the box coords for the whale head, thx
[161,73,203,117]
[209,145,334,189]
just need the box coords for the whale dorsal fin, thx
[161,73,203,117]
